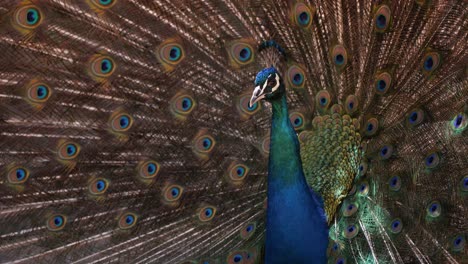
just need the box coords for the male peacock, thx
[0,0,466,264]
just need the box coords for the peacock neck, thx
[265,93,328,263]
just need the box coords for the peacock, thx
[0,0,466,263]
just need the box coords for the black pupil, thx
[428,156,434,164]
[37,87,45,97]
[97,181,103,189]
[101,61,109,71]
[203,139,209,147]
[299,12,308,22]
[393,222,399,227]
[455,116,462,126]
[182,99,189,109]
[205,210,211,216]
[431,205,437,212]
[27,11,36,22]
[378,80,386,90]
[377,15,386,26]
[336,54,344,63]
[170,48,178,59]
[367,123,374,131]
[120,118,127,127]
[54,218,61,225]
[382,148,387,155]
[67,146,74,154]
[240,48,249,59]
[172,189,177,196]
[348,227,354,232]
[320,98,326,104]
[294,118,300,125]
[425,57,434,69]
[392,178,397,185]
[349,102,354,108]
[294,74,302,82]
[410,113,418,121]
[148,165,155,173]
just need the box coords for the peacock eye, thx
[7,167,30,184]
[119,213,137,229]
[47,214,66,231]
[343,202,358,217]
[424,152,440,169]
[163,185,183,202]
[451,235,465,252]
[14,5,43,29]
[89,178,109,195]
[426,201,441,218]
[138,160,160,179]
[198,206,216,222]
[58,141,80,160]
[388,176,401,191]
[461,176,468,192]
[343,224,359,239]
[240,222,256,239]
[389,218,403,234]
[379,145,393,160]
[110,112,133,132]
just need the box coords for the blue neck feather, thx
[265,93,328,263]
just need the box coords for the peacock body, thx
[0,0,467,263]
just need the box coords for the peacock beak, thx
[249,85,266,108]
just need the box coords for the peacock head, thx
[249,67,285,108]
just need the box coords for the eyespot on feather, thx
[451,235,465,252]
[375,72,392,95]
[163,184,184,202]
[228,162,250,183]
[118,212,138,229]
[424,152,440,169]
[13,5,43,30]
[170,93,196,120]
[343,224,359,239]
[240,222,256,240]
[358,181,369,196]
[26,82,51,103]
[422,51,441,75]
[364,118,379,136]
[379,145,393,160]
[388,176,401,191]
[89,0,117,9]
[227,40,255,67]
[291,2,314,29]
[426,201,442,218]
[110,111,133,132]
[193,131,216,157]
[7,166,30,184]
[373,5,391,32]
[389,218,403,234]
[342,202,358,217]
[57,141,80,160]
[331,45,348,68]
[198,206,216,222]
[227,251,247,264]
[344,95,359,115]
[89,178,109,195]
[289,111,305,130]
[88,54,116,80]
[137,160,160,179]
[407,108,425,127]
[286,65,306,89]
[450,113,467,133]
[156,39,185,71]
[47,214,66,231]
[316,90,332,111]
